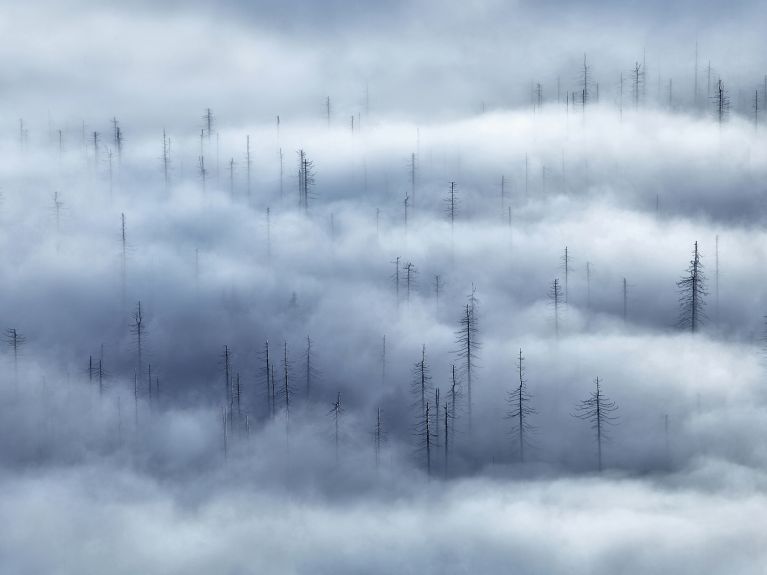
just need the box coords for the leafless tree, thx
[374,407,386,469]
[550,278,562,338]
[506,348,536,462]
[329,392,342,463]
[677,241,707,333]
[412,345,433,419]
[130,301,145,376]
[713,78,730,124]
[573,377,619,471]
[455,296,479,432]
[5,328,26,385]
[297,149,315,212]
[561,246,572,304]
[403,261,416,304]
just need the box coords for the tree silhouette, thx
[573,377,619,471]
[550,278,562,338]
[329,392,342,463]
[5,328,25,386]
[677,241,707,333]
[130,301,145,376]
[455,295,479,432]
[506,348,535,462]
[412,345,433,419]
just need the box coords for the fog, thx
[1,0,766,573]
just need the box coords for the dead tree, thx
[550,279,562,338]
[297,149,315,212]
[262,340,273,418]
[5,328,26,385]
[412,345,433,419]
[130,301,145,376]
[282,341,291,414]
[222,345,231,407]
[581,54,591,109]
[374,407,385,469]
[381,334,387,386]
[754,90,760,129]
[433,387,441,449]
[112,117,123,161]
[97,357,107,397]
[677,241,707,333]
[449,363,460,446]
[92,131,100,168]
[445,182,458,259]
[455,297,479,432]
[561,246,572,304]
[506,348,535,462]
[573,377,619,471]
[416,401,435,477]
[53,192,63,237]
[443,400,451,477]
[632,61,643,109]
[403,262,416,304]
[120,213,127,310]
[445,181,458,229]
[329,392,342,463]
[199,155,207,194]
[391,256,401,308]
[203,108,214,142]
[713,79,730,124]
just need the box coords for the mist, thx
[1,0,766,573]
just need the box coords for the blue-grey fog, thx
[1,0,766,573]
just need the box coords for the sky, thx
[1,1,767,573]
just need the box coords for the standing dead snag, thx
[416,402,436,477]
[329,392,342,463]
[297,149,315,212]
[222,345,231,408]
[573,377,619,472]
[445,182,458,260]
[5,328,26,386]
[374,407,385,469]
[549,279,562,338]
[561,246,572,304]
[506,348,536,462]
[412,345,433,419]
[455,294,479,432]
[713,79,730,124]
[403,262,416,304]
[130,301,145,376]
[391,256,401,308]
[677,241,707,333]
